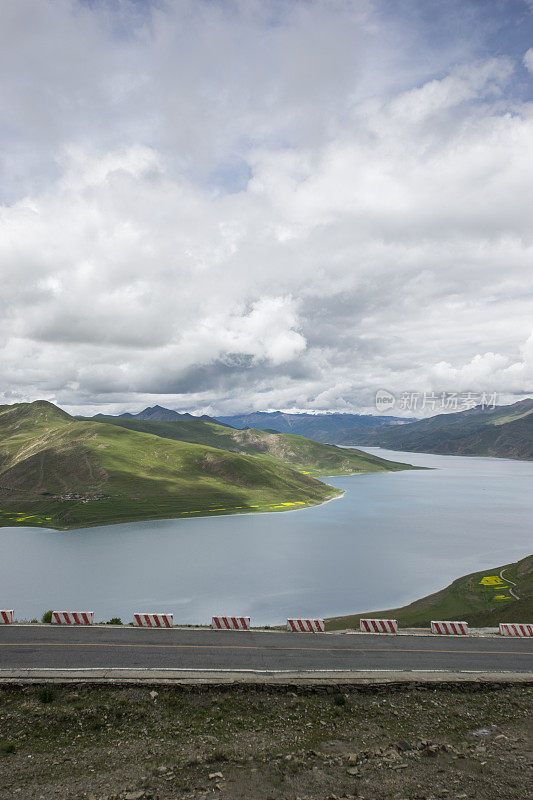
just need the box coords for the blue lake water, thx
[0,448,531,625]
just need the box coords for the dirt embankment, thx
[0,682,531,800]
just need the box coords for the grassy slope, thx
[352,399,533,459]
[0,402,342,530]
[81,416,415,477]
[326,554,533,630]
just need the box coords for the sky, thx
[1,0,532,417]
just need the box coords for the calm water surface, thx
[1,448,531,624]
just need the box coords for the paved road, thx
[0,626,532,673]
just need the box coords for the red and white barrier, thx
[287,618,325,633]
[360,618,398,634]
[431,620,468,635]
[499,623,533,637]
[0,610,14,624]
[133,613,173,628]
[212,616,250,630]
[51,611,93,625]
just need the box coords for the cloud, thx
[0,1,532,414]
[2,0,515,201]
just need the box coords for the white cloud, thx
[388,58,514,123]
[430,335,533,394]
[0,1,532,414]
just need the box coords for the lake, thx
[1,448,531,625]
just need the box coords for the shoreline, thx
[0,459,418,532]
[1,489,531,627]
[0,485,347,533]
[0,457,421,532]
[325,552,532,631]
[353,444,533,463]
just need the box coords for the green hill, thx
[326,553,533,630]
[0,401,346,529]
[352,399,533,459]
[0,401,413,530]
[82,415,414,477]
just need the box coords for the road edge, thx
[0,668,532,686]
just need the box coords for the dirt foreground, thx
[0,682,531,800]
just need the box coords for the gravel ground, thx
[0,682,531,800]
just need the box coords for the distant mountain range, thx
[96,404,228,426]
[118,405,197,421]
[213,400,533,460]
[214,411,408,440]
[353,399,533,460]
[98,399,533,460]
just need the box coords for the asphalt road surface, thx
[0,626,532,673]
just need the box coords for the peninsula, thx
[0,401,414,530]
